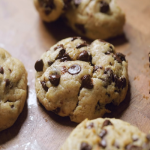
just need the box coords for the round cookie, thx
[34,0,69,22]
[61,118,150,150]
[35,37,128,123]
[64,0,125,39]
[0,48,27,131]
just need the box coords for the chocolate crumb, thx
[0,66,4,74]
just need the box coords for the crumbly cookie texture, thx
[0,48,27,131]
[61,118,150,150]
[34,0,69,22]
[35,37,128,123]
[64,0,125,39]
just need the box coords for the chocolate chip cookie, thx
[61,118,150,150]
[64,0,125,39]
[35,37,128,123]
[34,0,68,22]
[0,48,27,131]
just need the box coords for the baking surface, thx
[0,0,150,150]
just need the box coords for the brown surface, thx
[0,0,150,150]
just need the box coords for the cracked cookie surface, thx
[61,118,150,150]
[35,37,128,123]
[34,0,68,22]
[0,48,27,131]
[64,0,125,39]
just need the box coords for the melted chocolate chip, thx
[99,139,107,148]
[74,0,82,7]
[54,44,64,51]
[87,122,94,129]
[68,64,81,75]
[81,75,93,89]
[80,142,92,150]
[5,79,10,87]
[60,53,71,62]
[48,61,53,66]
[99,129,107,138]
[125,144,142,150]
[35,59,44,72]
[71,37,81,41]
[77,50,91,62]
[100,0,109,13]
[114,53,126,63]
[114,75,126,89]
[146,134,150,141]
[75,24,86,34]
[49,74,60,86]
[53,107,60,114]
[0,66,4,74]
[76,43,87,49]
[56,49,66,59]
[102,120,113,127]
[41,81,48,92]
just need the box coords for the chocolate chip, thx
[77,50,91,62]
[56,49,66,59]
[48,61,53,66]
[68,64,81,75]
[0,66,4,74]
[81,75,93,89]
[99,129,107,138]
[114,75,126,89]
[95,101,101,111]
[93,66,103,72]
[54,44,64,51]
[80,142,92,150]
[49,74,60,86]
[125,144,142,150]
[61,66,67,74]
[86,122,94,129]
[99,139,107,148]
[44,7,52,15]
[60,53,71,62]
[114,53,126,63]
[11,105,14,108]
[41,81,48,92]
[74,0,81,7]
[75,24,86,34]
[146,134,150,141]
[71,37,81,41]
[102,120,113,127]
[101,68,114,86]
[100,0,109,13]
[5,79,10,87]
[53,107,60,114]
[76,43,87,49]
[35,59,44,72]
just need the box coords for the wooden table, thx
[0,0,150,149]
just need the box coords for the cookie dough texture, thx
[34,0,66,22]
[0,48,27,131]
[61,118,150,150]
[35,37,128,123]
[64,0,125,39]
